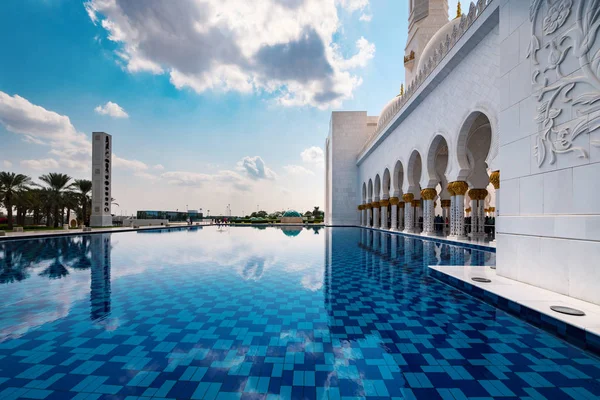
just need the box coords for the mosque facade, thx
[325,0,600,305]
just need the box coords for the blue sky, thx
[0,0,459,216]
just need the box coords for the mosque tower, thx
[404,0,450,84]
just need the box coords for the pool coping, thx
[428,265,600,357]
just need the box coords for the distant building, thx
[136,210,203,222]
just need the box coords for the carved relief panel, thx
[528,0,600,166]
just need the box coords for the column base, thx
[424,231,438,237]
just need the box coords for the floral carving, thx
[543,0,572,35]
[528,0,600,166]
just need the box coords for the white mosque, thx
[325,0,600,306]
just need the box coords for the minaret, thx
[404,0,449,84]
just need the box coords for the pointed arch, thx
[362,182,367,203]
[382,168,391,198]
[374,174,381,200]
[368,179,373,201]
[407,150,423,193]
[393,160,404,197]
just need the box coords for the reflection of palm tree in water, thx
[39,239,70,279]
[0,246,30,284]
[70,236,92,270]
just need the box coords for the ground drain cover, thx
[550,306,586,316]
[472,277,491,283]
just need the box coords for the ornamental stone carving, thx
[402,193,415,203]
[398,201,406,208]
[528,0,600,166]
[389,197,400,205]
[371,201,380,208]
[380,199,390,207]
[441,199,452,208]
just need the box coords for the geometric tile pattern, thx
[0,227,599,399]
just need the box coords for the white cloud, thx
[301,146,325,167]
[161,169,251,191]
[336,0,369,12]
[85,0,375,109]
[284,165,315,176]
[153,164,165,171]
[94,101,129,118]
[359,13,372,22]
[2,160,13,168]
[0,90,149,174]
[113,155,148,171]
[21,158,60,171]
[333,37,375,69]
[238,156,277,180]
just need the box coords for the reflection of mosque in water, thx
[323,229,494,341]
[90,235,112,322]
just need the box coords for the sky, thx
[0,0,459,216]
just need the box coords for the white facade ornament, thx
[528,0,600,167]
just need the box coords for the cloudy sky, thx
[0,0,459,216]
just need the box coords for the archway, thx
[367,179,374,227]
[373,174,382,228]
[427,135,450,235]
[456,112,493,240]
[405,150,423,233]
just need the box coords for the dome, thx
[282,210,302,218]
[416,16,462,72]
[377,96,401,128]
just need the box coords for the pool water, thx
[0,226,599,399]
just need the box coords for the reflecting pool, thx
[0,227,599,399]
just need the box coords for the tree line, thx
[0,171,93,230]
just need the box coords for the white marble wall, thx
[497,0,600,305]
[325,112,375,225]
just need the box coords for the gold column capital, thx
[411,200,421,208]
[365,204,372,209]
[371,201,380,208]
[402,193,414,203]
[489,170,500,189]
[389,197,400,205]
[398,201,405,208]
[468,188,489,200]
[447,182,456,196]
[441,199,451,208]
[380,199,390,207]
[421,188,437,200]
[452,181,469,195]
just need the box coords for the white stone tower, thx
[90,132,113,227]
[404,0,449,84]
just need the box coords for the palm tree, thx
[39,173,73,228]
[0,172,32,230]
[73,179,92,226]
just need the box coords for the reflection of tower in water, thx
[90,234,111,321]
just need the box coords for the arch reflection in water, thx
[90,235,112,322]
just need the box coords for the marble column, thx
[362,204,368,227]
[441,199,451,236]
[402,193,414,233]
[490,171,500,244]
[447,183,456,237]
[452,181,469,239]
[380,198,389,230]
[412,200,421,233]
[366,204,373,228]
[421,188,437,236]
[389,197,400,231]
[358,205,363,226]
[372,200,380,229]
[468,189,488,241]
[398,202,405,231]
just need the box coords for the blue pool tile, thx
[1,227,600,399]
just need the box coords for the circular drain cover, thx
[472,277,491,283]
[550,306,585,316]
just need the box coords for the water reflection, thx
[90,235,111,321]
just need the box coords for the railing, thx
[358,0,494,158]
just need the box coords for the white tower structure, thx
[404,0,450,84]
[90,132,113,227]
